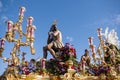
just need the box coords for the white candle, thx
[6,20,13,32]
[0,38,5,48]
[91,45,96,53]
[19,7,26,16]
[88,37,93,45]
[27,16,34,26]
[41,58,46,69]
[26,26,31,37]
[30,25,36,38]
[97,28,102,36]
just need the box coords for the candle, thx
[30,25,36,38]
[19,7,26,16]
[26,26,31,38]
[88,37,93,45]
[93,45,95,53]
[97,28,102,36]
[41,58,46,69]
[6,20,13,32]
[91,45,96,53]
[27,16,34,26]
[0,38,5,48]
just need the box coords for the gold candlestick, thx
[88,37,96,63]
[0,7,36,66]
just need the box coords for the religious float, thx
[0,7,120,80]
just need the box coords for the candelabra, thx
[88,28,106,64]
[0,6,36,66]
[97,28,102,41]
[88,37,96,63]
[97,28,102,59]
[97,28,106,62]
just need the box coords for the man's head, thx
[50,20,58,32]
[50,24,57,32]
[84,49,89,56]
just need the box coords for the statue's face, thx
[51,25,57,31]
[85,49,89,56]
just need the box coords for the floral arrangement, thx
[88,65,110,76]
[60,43,76,61]
[45,43,77,75]
[46,58,68,75]
[17,59,36,75]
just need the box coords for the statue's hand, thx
[48,32,53,35]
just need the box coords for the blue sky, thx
[0,0,120,75]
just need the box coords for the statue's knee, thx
[47,45,51,50]
[43,45,51,50]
